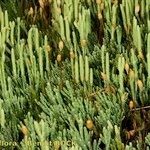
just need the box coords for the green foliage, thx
[0,0,150,149]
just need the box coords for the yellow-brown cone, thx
[57,54,62,62]
[86,119,94,130]
[21,125,28,136]
[58,41,64,51]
